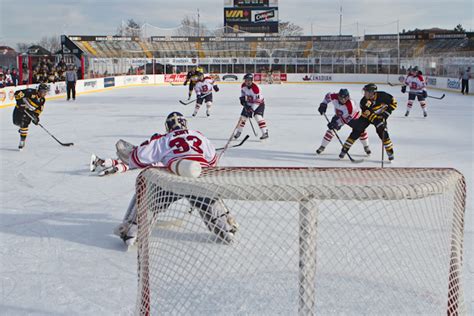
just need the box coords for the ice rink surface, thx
[0,83,472,315]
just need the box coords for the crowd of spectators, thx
[0,67,20,88]
[31,57,68,84]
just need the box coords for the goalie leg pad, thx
[115,139,136,165]
[190,197,238,243]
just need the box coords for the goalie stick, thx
[24,111,74,147]
[323,113,363,163]
[216,134,249,151]
[179,92,212,105]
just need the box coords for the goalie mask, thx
[165,112,187,132]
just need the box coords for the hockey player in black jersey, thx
[339,83,397,161]
[13,83,49,149]
[183,66,203,100]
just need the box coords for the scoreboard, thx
[224,0,279,33]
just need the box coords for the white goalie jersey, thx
[129,129,218,170]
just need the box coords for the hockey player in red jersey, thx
[234,73,268,140]
[192,73,219,117]
[90,112,237,246]
[402,67,428,117]
[316,89,371,155]
[90,112,217,176]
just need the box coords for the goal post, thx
[135,167,466,315]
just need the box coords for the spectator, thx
[65,64,78,101]
[4,69,13,86]
[11,68,19,86]
[0,73,4,88]
[459,67,471,95]
[22,64,29,85]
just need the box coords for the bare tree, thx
[175,15,209,36]
[37,35,61,53]
[116,19,143,37]
[16,43,31,53]
[279,21,304,37]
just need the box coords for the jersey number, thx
[169,135,203,154]
[201,85,209,92]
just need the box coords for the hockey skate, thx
[260,131,269,140]
[423,111,428,117]
[192,112,197,117]
[364,146,372,155]
[206,110,210,117]
[339,148,348,159]
[405,110,410,117]
[90,154,100,172]
[233,131,241,139]
[316,146,325,154]
[18,140,25,150]
[98,166,118,177]
[387,149,395,161]
[115,222,138,247]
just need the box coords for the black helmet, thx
[363,83,377,93]
[243,73,254,81]
[165,112,187,132]
[37,83,49,92]
[338,88,350,98]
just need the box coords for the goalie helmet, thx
[165,112,187,132]
[243,73,253,81]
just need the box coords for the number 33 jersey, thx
[129,129,217,169]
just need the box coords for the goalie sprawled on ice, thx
[90,112,238,247]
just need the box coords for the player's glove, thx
[213,85,219,92]
[28,111,39,125]
[318,102,327,115]
[239,96,247,106]
[183,81,188,86]
[244,105,254,117]
[327,116,341,131]
[401,85,406,93]
[422,90,427,98]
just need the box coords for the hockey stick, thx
[406,91,445,100]
[323,113,363,163]
[217,117,244,162]
[248,117,258,136]
[216,134,249,151]
[24,111,74,146]
[179,92,212,105]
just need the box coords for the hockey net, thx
[134,167,466,315]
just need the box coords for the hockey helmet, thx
[37,83,49,92]
[362,83,377,93]
[165,112,187,132]
[338,88,350,100]
[243,73,254,81]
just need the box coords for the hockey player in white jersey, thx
[402,67,428,117]
[192,73,219,117]
[316,89,371,155]
[234,73,268,140]
[90,112,237,246]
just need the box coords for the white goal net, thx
[134,167,466,315]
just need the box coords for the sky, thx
[0,0,472,48]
